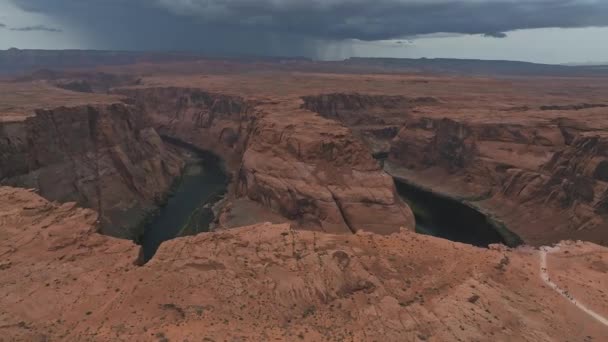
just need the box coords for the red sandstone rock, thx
[117,87,415,235]
[388,116,608,245]
[239,103,414,234]
[1,186,607,341]
[1,61,608,341]
[0,103,183,238]
[117,87,255,169]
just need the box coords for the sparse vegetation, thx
[302,306,316,318]
[496,255,511,271]
[468,295,480,304]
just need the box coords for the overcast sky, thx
[1,0,608,64]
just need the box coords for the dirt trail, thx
[539,246,608,327]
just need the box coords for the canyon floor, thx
[1,61,608,340]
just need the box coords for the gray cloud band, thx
[0,22,61,32]
[10,25,62,32]
[12,0,608,40]
[9,0,608,56]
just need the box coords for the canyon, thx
[298,78,608,246]
[1,58,608,340]
[0,83,183,239]
[115,86,414,235]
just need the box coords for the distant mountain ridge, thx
[0,48,199,75]
[563,62,608,66]
[344,57,608,76]
[0,48,311,75]
[1,48,607,77]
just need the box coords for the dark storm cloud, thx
[484,32,508,38]
[9,0,323,56]
[0,23,6,28]
[10,25,62,32]
[153,0,608,40]
[9,0,608,56]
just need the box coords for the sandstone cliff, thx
[117,88,414,235]
[301,93,413,127]
[0,103,183,238]
[1,186,606,341]
[301,93,419,156]
[299,92,608,245]
[117,87,255,170]
[389,116,608,245]
[238,102,414,234]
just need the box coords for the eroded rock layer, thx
[117,87,255,169]
[1,187,607,341]
[301,93,424,156]
[389,116,608,245]
[117,88,415,235]
[0,103,183,238]
[238,102,414,234]
[299,91,608,245]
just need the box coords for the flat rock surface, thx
[0,81,123,122]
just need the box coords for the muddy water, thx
[139,144,228,262]
[394,179,522,248]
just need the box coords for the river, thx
[394,178,522,248]
[138,142,228,262]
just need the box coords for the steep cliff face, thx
[301,93,420,156]
[301,93,412,126]
[0,103,183,238]
[238,104,414,234]
[501,134,608,237]
[114,88,414,234]
[519,134,608,207]
[388,116,608,245]
[391,118,478,172]
[391,117,565,172]
[117,87,255,169]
